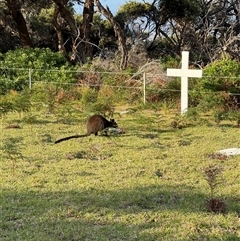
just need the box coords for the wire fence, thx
[1,67,240,104]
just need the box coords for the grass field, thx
[1,108,240,241]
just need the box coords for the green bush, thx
[0,94,14,116]
[197,91,229,112]
[148,77,198,107]
[1,48,66,69]
[79,86,98,111]
[0,48,79,93]
[31,83,61,113]
[199,58,240,93]
[194,59,240,118]
[91,86,116,116]
[160,55,180,70]
[0,91,31,117]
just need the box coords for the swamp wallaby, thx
[55,114,118,144]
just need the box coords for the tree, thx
[5,0,33,48]
[116,0,240,65]
[156,0,240,63]
[194,0,240,62]
[52,4,70,60]
[94,0,128,70]
[80,0,94,60]
[1,0,240,66]
[52,0,77,35]
[2,0,99,63]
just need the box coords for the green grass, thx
[1,109,240,241]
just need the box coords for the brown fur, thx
[55,114,118,144]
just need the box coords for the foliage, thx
[2,51,240,121]
[90,99,115,117]
[93,86,116,115]
[22,113,38,125]
[116,1,154,28]
[31,83,62,113]
[55,102,80,124]
[29,6,55,48]
[159,0,201,22]
[194,59,240,123]
[78,85,116,116]
[117,1,153,17]
[197,92,229,112]
[0,48,78,93]
[79,86,98,111]
[227,110,240,127]
[30,7,54,30]
[0,95,14,116]
[0,91,31,117]
[160,55,181,70]
[183,107,200,122]
[201,164,226,213]
[10,90,32,117]
[154,77,181,106]
[199,58,240,93]
[1,0,240,66]
[201,164,224,199]
[1,48,66,69]
[170,109,200,129]
[92,14,117,49]
[170,113,187,129]
[195,91,239,126]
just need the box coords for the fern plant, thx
[201,164,226,213]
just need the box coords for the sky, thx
[99,0,125,13]
[74,0,143,15]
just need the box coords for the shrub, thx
[192,59,240,120]
[1,48,67,69]
[199,58,240,93]
[0,94,14,116]
[11,90,31,117]
[78,86,116,116]
[79,86,98,111]
[0,90,31,117]
[31,83,60,113]
[201,164,226,213]
[160,55,180,70]
[0,48,78,93]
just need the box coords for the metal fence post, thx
[29,68,32,89]
[143,72,146,104]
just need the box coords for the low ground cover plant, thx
[1,104,240,240]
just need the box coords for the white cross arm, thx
[167,69,202,78]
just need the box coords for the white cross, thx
[167,51,203,114]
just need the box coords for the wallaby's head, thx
[110,118,118,128]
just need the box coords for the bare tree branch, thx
[94,0,128,70]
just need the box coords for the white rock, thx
[218,148,240,156]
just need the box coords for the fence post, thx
[29,68,32,89]
[143,72,146,104]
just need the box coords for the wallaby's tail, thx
[55,134,87,144]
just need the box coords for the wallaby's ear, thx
[110,119,115,122]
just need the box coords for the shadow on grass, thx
[2,183,239,241]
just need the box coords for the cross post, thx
[167,51,203,114]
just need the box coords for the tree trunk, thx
[94,0,128,70]
[6,0,33,48]
[52,0,77,35]
[81,0,94,60]
[51,5,70,61]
